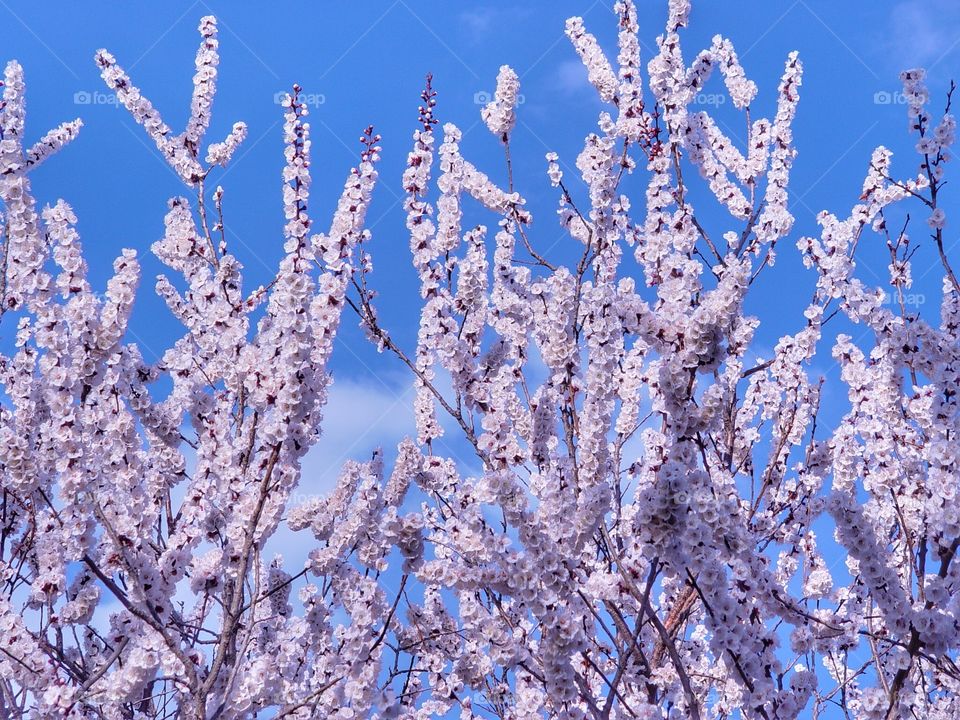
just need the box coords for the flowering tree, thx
[1,1,959,718]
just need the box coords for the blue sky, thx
[3,0,959,486]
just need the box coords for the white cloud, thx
[460,7,535,42]
[887,0,960,70]
[554,59,593,97]
[297,374,416,495]
[461,7,498,38]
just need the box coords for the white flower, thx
[928,207,946,229]
[481,64,520,138]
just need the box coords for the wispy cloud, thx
[459,6,535,43]
[263,375,416,573]
[886,0,960,71]
[461,7,498,38]
[553,58,592,96]
[298,375,416,493]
